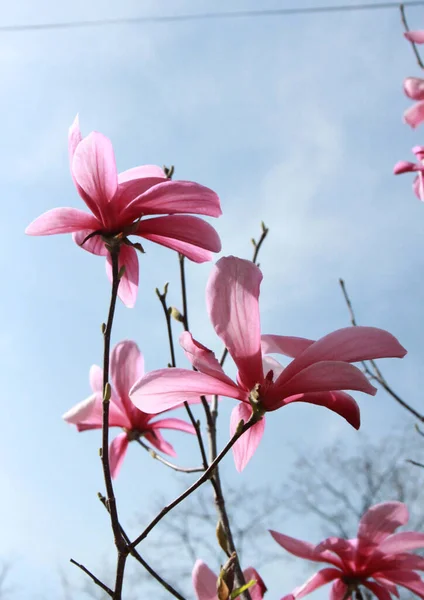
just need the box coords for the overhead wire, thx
[1,1,424,34]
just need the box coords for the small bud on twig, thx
[170,307,185,323]
[103,382,112,402]
[216,520,230,555]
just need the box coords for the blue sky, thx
[3,0,424,598]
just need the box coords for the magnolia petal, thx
[262,355,285,380]
[357,502,409,548]
[280,391,360,429]
[379,532,424,554]
[330,580,348,600]
[230,403,265,472]
[363,581,392,600]
[63,393,131,431]
[123,179,222,223]
[136,215,221,254]
[404,101,424,129]
[315,537,356,565]
[149,418,196,434]
[372,577,399,597]
[269,531,343,568]
[289,568,342,600]
[118,165,166,184]
[261,335,315,357]
[106,245,139,308]
[111,340,144,413]
[25,207,100,236]
[139,234,214,262]
[382,570,424,600]
[90,364,103,393]
[72,132,118,220]
[109,432,129,479]
[277,361,376,398]
[404,77,424,101]
[405,30,424,44]
[393,160,419,175]
[278,327,406,385]
[179,332,236,386]
[130,369,247,414]
[144,430,176,457]
[207,256,264,389]
[192,560,217,600]
[413,172,424,201]
[243,567,267,600]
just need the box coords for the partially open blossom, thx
[63,340,195,478]
[272,501,424,600]
[403,78,424,128]
[405,31,424,44]
[394,146,424,201]
[130,256,406,472]
[26,116,222,307]
[192,559,266,600]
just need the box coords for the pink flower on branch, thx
[25,116,222,307]
[63,340,195,478]
[130,256,406,472]
[272,501,424,600]
[192,559,266,600]
[403,78,424,128]
[394,146,424,201]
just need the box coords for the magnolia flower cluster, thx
[394,30,424,198]
[27,117,419,599]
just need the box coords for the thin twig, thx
[70,560,113,597]
[136,438,204,473]
[156,283,176,368]
[252,221,269,266]
[400,3,424,69]
[98,494,186,600]
[129,415,260,550]
[339,278,424,422]
[102,246,128,598]
[179,254,190,332]
[407,459,424,468]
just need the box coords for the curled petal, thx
[207,256,264,389]
[269,531,343,568]
[106,245,139,308]
[330,580,348,600]
[393,160,419,175]
[123,180,222,222]
[26,208,100,236]
[179,332,236,386]
[413,172,424,201]
[109,432,129,479]
[73,230,108,255]
[130,369,247,414]
[288,568,342,600]
[280,390,360,429]
[277,361,376,398]
[381,570,424,600]
[149,417,196,434]
[404,101,424,129]
[379,532,424,554]
[90,364,103,393]
[405,30,424,44]
[404,77,424,101]
[63,393,131,431]
[230,403,265,472]
[243,568,267,600]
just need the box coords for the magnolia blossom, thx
[130,256,406,472]
[394,146,424,201]
[272,501,424,600]
[63,340,195,478]
[403,77,424,128]
[192,559,266,600]
[26,116,222,307]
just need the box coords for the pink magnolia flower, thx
[192,559,266,600]
[403,78,424,128]
[63,340,195,478]
[394,145,424,201]
[130,256,406,472]
[25,116,222,307]
[271,501,424,600]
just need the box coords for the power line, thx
[1,1,424,33]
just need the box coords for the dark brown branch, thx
[136,438,204,473]
[339,278,424,422]
[400,3,424,69]
[129,415,260,550]
[98,494,186,600]
[251,221,269,266]
[101,246,128,599]
[178,254,190,332]
[70,560,113,597]
[156,283,177,368]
